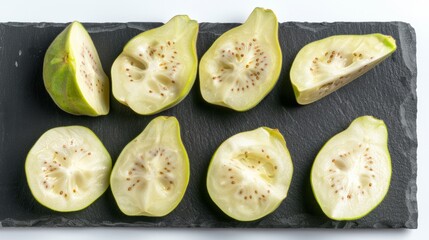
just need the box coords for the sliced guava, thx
[25,126,112,212]
[311,116,391,220]
[43,21,110,116]
[111,16,198,115]
[199,7,282,111]
[110,116,189,216]
[206,127,293,221]
[290,34,397,105]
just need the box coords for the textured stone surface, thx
[0,21,417,228]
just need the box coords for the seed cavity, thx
[123,147,176,192]
[311,49,371,97]
[122,41,180,96]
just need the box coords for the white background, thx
[0,0,427,239]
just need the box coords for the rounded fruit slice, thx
[25,126,112,212]
[206,127,293,221]
[43,21,110,116]
[110,116,190,216]
[111,15,198,115]
[311,116,391,220]
[290,34,397,105]
[199,7,282,111]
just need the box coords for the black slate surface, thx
[0,21,417,228]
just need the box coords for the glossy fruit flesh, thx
[25,126,112,212]
[111,16,198,115]
[206,127,293,221]
[110,116,189,216]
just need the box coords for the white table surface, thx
[0,0,427,239]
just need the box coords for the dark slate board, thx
[0,21,417,228]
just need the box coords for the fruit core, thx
[326,143,379,201]
[122,41,180,98]
[211,39,270,92]
[38,139,94,199]
[123,146,177,193]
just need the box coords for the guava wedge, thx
[199,7,282,111]
[43,21,110,116]
[110,116,190,216]
[25,126,112,212]
[111,16,198,115]
[290,34,397,105]
[311,116,391,220]
[206,127,293,221]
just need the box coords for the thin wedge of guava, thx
[290,34,397,104]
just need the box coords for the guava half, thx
[110,116,190,216]
[290,34,397,104]
[43,21,110,116]
[25,126,112,212]
[111,15,198,115]
[311,116,391,220]
[206,127,293,221]
[199,7,282,111]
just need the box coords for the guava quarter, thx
[43,21,110,116]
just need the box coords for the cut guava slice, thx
[199,7,282,111]
[110,116,190,216]
[290,34,397,104]
[311,116,391,220]
[25,126,112,212]
[206,127,293,221]
[111,15,198,115]
[43,21,110,116]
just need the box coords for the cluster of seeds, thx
[41,139,92,199]
[310,51,375,96]
[79,42,105,94]
[222,148,278,203]
[238,187,271,202]
[212,38,269,92]
[125,147,176,192]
